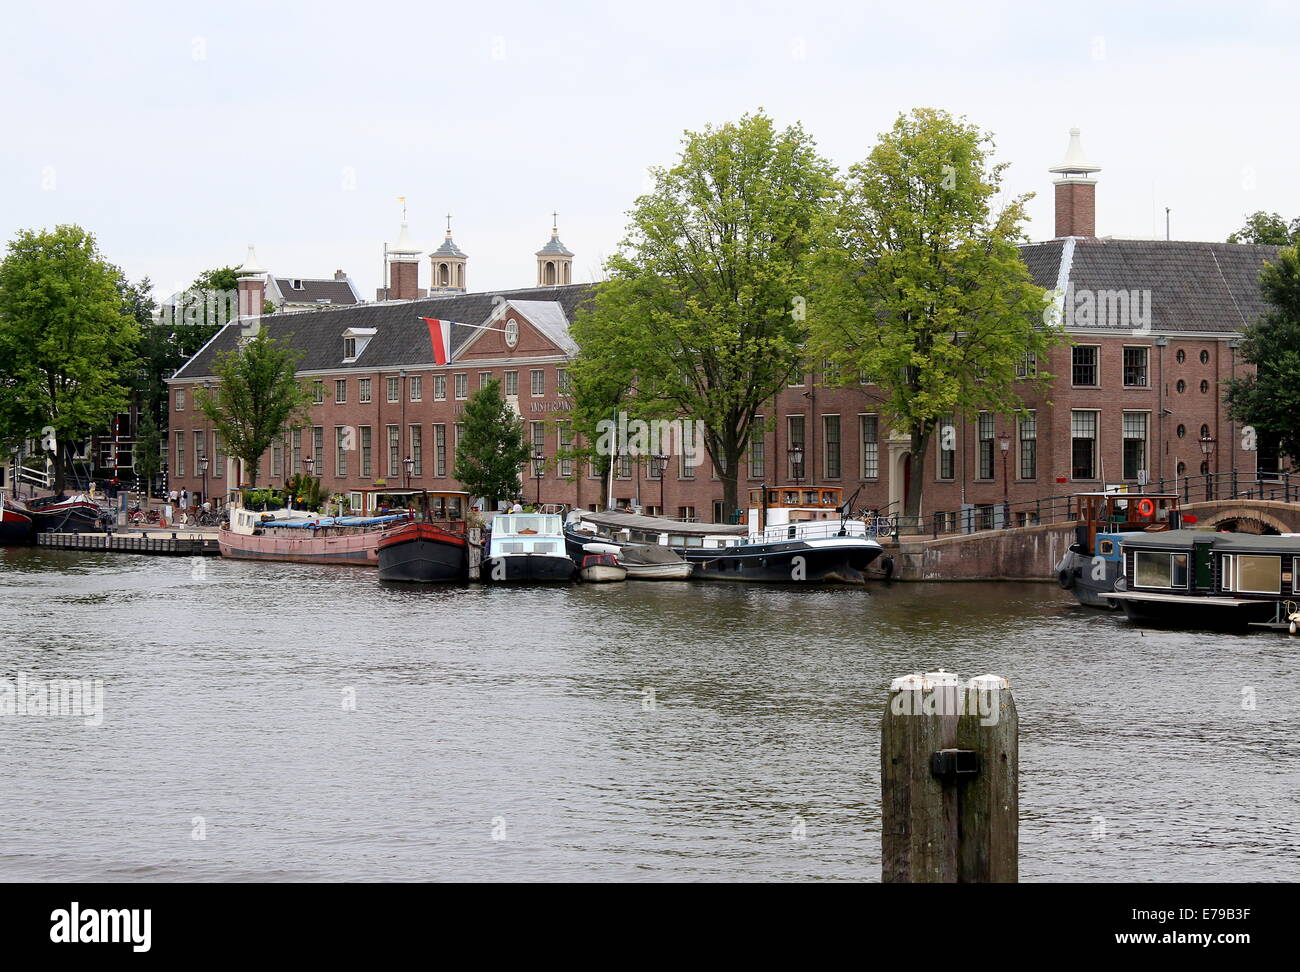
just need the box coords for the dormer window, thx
[343,337,357,360]
[341,327,376,363]
[291,279,305,290]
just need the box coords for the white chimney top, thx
[238,244,267,277]
[1049,127,1101,176]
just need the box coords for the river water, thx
[1,546,1296,882]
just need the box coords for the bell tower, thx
[429,215,468,293]
[536,213,574,287]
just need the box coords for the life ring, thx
[1136,498,1155,517]
[1057,567,1075,590]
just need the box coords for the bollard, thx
[881,671,1018,883]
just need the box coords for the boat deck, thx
[37,531,220,556]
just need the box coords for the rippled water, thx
[1,545,1296,882]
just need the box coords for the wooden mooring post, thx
[881,671,1018,883]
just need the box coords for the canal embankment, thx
[883,522,1074,582]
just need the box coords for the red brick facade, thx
[1053,180,1096,238]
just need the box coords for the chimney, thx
[334,269,347,281]
[1049,128,1101,238]
[387,221,422,301]
[236,244,268,317]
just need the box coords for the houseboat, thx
[1054,491,1182,607]
[6,493,106,536]
[566,485,884,584]
[219,504,412,566]
[0,495,35,545]
[484,512,575,582]
[376,491,475,583]
[1105,529,1300,630]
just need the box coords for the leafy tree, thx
[134,409,162,499]
[809,107,1060,519]
[1225,245,1300,468]
[0,225,140,491]
[570,110,838,516]
[454,378,530,507]
[1227,211,1299,246]
[196,331,311,486]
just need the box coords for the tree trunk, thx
[243,457,259,488]
[52,441,66,495]
[904,428,930,522]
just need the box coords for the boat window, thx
[804,491,818,505]
[768,491,779,504]
[783,491,798,504]
[1098,540,1115,556]
[448,498,462,520]
[1225,554,1281,594]
[501,542,524,554]
[821,491,836,505]
[1134,551,1187,589]
[533,542,556,554]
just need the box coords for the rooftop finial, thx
[446,213,453,238]
[398,195,408,222]
[1049,127,1100,176]
[551,211,558,235]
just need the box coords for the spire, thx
[431,214,467,259]
[536,213,574,257]
[1049,127,1100,177]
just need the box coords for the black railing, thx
[881,471,1296,540]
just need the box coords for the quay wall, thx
[884,523,1076,582]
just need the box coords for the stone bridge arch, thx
[1183,502,1297,535]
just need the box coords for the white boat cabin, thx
[742,485,870,542]
[488,513,566,557]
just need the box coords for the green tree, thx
[0,225,140,491]
[1227,211,1299,246]
[1225,245,1300,468]
[134,409,162,500]
[454,378,530,507]
[810,107,1060,519]
[571,110,838,516]
[196,330,311,486]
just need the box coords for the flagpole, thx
[415,316,507,334]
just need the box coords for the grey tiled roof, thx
[536,234,574,257]
[173,282,594,380]
[431,236,467,259]
[272,277,360,305]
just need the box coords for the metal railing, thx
[882,470,1297,540]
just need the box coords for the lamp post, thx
[402,455,413,489]
[789,445,804,489]
[533,452,545,506]
[998,432,1011,527]
[200,455,209,507]
[653,453,668,515]
[1199,432,1216,500]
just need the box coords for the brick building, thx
[168,133,1282,522]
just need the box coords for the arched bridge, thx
[1180,499,1300,535]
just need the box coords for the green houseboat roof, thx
[1122,529,1300,554]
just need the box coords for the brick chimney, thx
[1049,128,1100,238]
[387,221,422,301]
[236,244,267,317]
[334,269,347,281]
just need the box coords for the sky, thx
[3,0,1299,304]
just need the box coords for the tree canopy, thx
[1227,211,1299,246]
[569,110,838,516]
[1225,245,1300,468]
[809,107,1060,518]
[453,378,530,507]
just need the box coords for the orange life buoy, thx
[1136,498,1155,518]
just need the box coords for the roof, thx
[536,233,574,257]
[431,233,467,259]
[577,509,747,536]
[1020,238,1281,333]
[271,277,362,306]
[172,281,594,379]
[1120,529,1300,553]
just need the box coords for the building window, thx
[1176,379,1186,394]
[557,368,570,394]
[292,429,302,475]
[678,506,696,521]
[1015,352,1037,379]
[409,425,422,476]
[1177,461,1186,476]
[454,423,464,456]
[1072,346,1099,386]
[1123,412,1148,480]
[558,424,573,478]
[410,376,422,402]
[270,438,281,478]
[175,430,185,477]
[1177,424,1186,438]
[787,415,805,481]
[1176,349,1186,364]
[1071,410,1098,480]
[977,413,995,480]
[938,414,955,480]
[531,369,545,397]
[1200,379,1210,394]
[313,427,324,476]
[454,374,467,400]
[358,378,371,403]
[531,422,546,477]
[312,381,324,405]
[434,375,447,401]
[343,337,356,360]
[1123,347,1149,387]
[749,421,765,479]
[386,377,399,403]
[360,426,372,478]
[504,370,518,397]
[434,425,447,478]
[1200,349,1210,365]
[479,372,492,390]
[387,425,399,478]
[334,379,347,403]
[213,435,223,478]
[335,426,348,478]
[1019,412,1037,480]
[175,388,186,411]
[860,414,879,479]
[823,415,841,479]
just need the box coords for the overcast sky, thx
[3,1,1297,303]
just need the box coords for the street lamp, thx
[533,452,545,506]
[1199,432,1216,500]
[200,455,209,507]
[402,455,414,489]
[788,445,804,488]
[998,432,1011,527]
[653,453,668,514]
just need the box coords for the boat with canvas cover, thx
[219,505,413,566]
[376,491,474,582]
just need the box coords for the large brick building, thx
[168,133,1282,524]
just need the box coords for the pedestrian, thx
[181,488,190,510]
[509,498,523,514]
